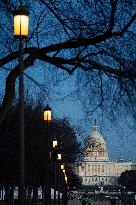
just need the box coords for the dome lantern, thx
[84,122,109,162]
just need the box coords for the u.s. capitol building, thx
[78,122,136,186]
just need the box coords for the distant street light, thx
[53,140,58,148]
[62,170,68,205]
[60,164,65,203]
[65,176,67,183]
[52,140,58,205]
[57,153,62,160]
[57,154,62,205]
[13,5,29,205]
[44,105,52,205]
[61,164,65,170]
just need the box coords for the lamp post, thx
[53,140,58,149]
[62,169,65,203]
[63,171,68,205]
[60,164,65,204]
[13,6,29,205]
[57,154,62,205]
[52,142,58,205]
[44,105,52,205]
[64,175,67,183]
[52,138,58,205]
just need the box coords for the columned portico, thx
[78,122,136,186]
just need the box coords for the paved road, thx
[67,199,82,205]
[67,199,111,205]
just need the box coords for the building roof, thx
[83,122,109,161]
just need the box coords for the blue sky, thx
[1,56,136,163]
[23,63,136,162]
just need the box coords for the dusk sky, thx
[0,0,136,163]
[1,61,135,162]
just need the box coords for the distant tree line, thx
[119,170,136,192]
[0,100,82,205]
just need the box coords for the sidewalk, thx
[94,200,110,205]
[67,199,111,205]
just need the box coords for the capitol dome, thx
[84,122,109,161]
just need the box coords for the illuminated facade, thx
[78,123,136,186]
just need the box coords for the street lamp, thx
[52,140,58,205]
[13,5,29,205]
[44,105,52,122]
[57,153,62,160]
[13,6,29,38]
[44,105,52,205]
[63,172,68,205]
[57,154,62,205]
[65,176,67,183]
[63,169,66,174]
[60,165,65,202]
[61,164,65,170]
[53,140,58,148]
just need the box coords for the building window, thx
[88,164,90,171]
[102,165,104,172]
[98,165,100,173]
[95,165,97,172]
[92,165,94,172]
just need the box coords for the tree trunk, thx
[9,186,14,205]
[27,186,32,205]
[32,186,38,205]
[42,185,45,205]
[5,186,10,205]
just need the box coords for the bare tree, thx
[0,0,136,121]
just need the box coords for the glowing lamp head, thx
[61,164,64,170]
[57,153,62,160]
[65,176,67,182]
[13,6,29,38]
[44,105,51,122]
[53,140,58,148]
